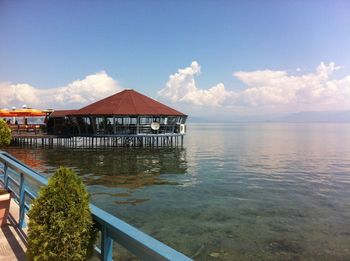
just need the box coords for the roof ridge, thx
[114,90,125,114]
[129,90,138,114]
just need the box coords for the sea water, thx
[4,123,350,260]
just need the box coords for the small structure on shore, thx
[15,89,187,147]
[48,89,187,136]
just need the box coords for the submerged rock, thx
[191,244,205,259]
[209,252,220,258]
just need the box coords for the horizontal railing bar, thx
[9,188,19,201]
[94,245,102,258]
[25,188,37,200]
[8,175,20,188]
[91,205,192,261]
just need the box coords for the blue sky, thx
[1,1,350,118]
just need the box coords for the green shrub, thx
[0,119,12,146]
[27,167,96,261]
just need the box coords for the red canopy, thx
[0,109,11,117]
[9,109,46,117]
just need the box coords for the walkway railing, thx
[0,150,192,261]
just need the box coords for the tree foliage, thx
[0,119,12,146]
[27,167,96,261]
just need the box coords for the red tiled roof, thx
[49,110,76,118]
[71,89,186,116]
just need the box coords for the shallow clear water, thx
[4,123,350,260]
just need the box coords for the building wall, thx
[48,115,187,136]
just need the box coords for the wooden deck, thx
[0,197,27,261]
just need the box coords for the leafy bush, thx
[0,119,12,146]
[27,167,96,261]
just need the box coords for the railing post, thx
[4,162,9,189]
[19,173,26,228]
[101,224,113,261]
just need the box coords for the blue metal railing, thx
[0,150,192,261]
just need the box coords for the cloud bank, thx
[0,71,122,109]
[158,61,350,112]
[1,62,349,115]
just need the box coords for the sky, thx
[1,1,350,120]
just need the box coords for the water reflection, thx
[4,147,189,204]
[4,147,48,172]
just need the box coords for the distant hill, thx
[281,111,350,122]
[187,111,350,123]
[186,116,209,123]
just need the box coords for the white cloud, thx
[158,61,350,112]
[158,61,236,107]
[0,71,122,109]
[158,61,201,103]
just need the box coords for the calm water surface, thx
[4,123,350,260]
